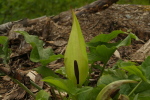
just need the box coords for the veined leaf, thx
[40,54,64,66]
[97,74,119,86]
[43,76,77,95]
[89,30,125,43]
[36,90,50,100]
[141,56,150,81]
[133,94,139,100]
[17,31,62,65]
[114,60,136,69]
[88,32,139,64]
[76,86,93,100]
[116,33,139,48]
[96,45,116,64]
[85,86,104,100]
[34,66,58,78]
[88,45,117,64]
[121,66,147,82]
[96,80,137,100]
[55,67,66,77]
[17,31,53,61]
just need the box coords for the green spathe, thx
[64,11,88,86]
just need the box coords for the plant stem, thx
[128,80,142,97]
[10,77,35,99]
[99,63,107,78]
[58,91,63,100]
[30,80,42,90]
[50,86,57,99]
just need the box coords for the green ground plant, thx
[1,11,150,100]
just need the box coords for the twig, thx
[10,77,36,99]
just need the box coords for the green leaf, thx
[85,86,104,100]
[88,32,138,64]
[141,56,150,80]
[36,90,50,100]
[97,69,132,95]
[17,31,61,65]
[138,89,150,98]
[120,84,132,95]
[87,40,121,48]
[96,45,116,64]
[130,88,150,100]
[0,36,10,64]
[34,66,58,78]
[0,36,8,45]
[116,33,139,48]
[64,11,88,86]
[40,54,64,66]
[17,31,49,61]
[88,45,116,64]
[134,81,150,94]
[133,94,139,100]
[89,30,125,43]
[42,76,77,95]
[112,69,128,79]
[88,47,101,64]
[97,74,119,86]
[40,47,54,60]
[76,86,93,100]
[96,80,137,100]
[30,43,40,62]
[55,67,66,77]
[114,60,136,69]
[121,80,150,98]
[74,86,104,100]
[121,66,147,82]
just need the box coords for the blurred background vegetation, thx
[0,0,150,24]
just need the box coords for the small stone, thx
[125,14,131,19]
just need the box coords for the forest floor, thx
[0,4,150,100]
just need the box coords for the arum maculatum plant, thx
[64,11,89,87]
[33,12,140,100]
[1,10,149,100]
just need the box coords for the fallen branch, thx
[0,0,118,34]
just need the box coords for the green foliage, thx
[0,36,11,64]
[96,80,137,100]
[36,90,50,100]
[121,66,147,82]
[43,76,77,95]
[97,57,150,99]
[141,56,150,80]
[1,8,150,100]
[87,30,139,64]
[55,66,67,77]
[34,66,58,78]
[15,12,149,100]
[17,31,63,66]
